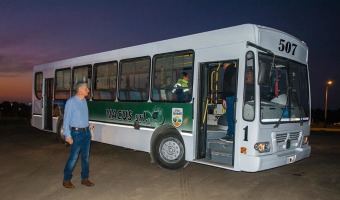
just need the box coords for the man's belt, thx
[71,127,89,131]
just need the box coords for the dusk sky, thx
[1,0,339,109]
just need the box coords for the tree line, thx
[311,108,340,124]
[0,101,31,119]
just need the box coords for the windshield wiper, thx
[291,89,304,126]
[247,41,274,55]
[274,87,291,128]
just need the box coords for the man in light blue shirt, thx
[62,81,94,188]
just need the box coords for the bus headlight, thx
[254,142,270,153]
[303,136,309,145]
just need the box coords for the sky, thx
[1,0,339,109]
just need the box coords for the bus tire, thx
[151,126,188,170]
[56,117,67,146]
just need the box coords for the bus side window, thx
[119,57,150,102]
[152,50,194,102]
[119,90,127,100]
[55,68,71,100]
[153,89,160,101]
[129,90,142,100]
[243,51,255,121]
[72,65,92,100]
[93,61,117,101]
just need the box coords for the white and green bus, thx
[32,24,311,172]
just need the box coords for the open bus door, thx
[197,63,209,159]
[197,61,235,167]
[43,78,54,131]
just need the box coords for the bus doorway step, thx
[206,139,233,165]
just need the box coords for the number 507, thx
[278,39,297,55]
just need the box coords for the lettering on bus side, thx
[134,112,151,124]
[105,109,151,124]
[106,109,133,121]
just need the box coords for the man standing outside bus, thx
[221,62,237,141]
[62,81,94,188]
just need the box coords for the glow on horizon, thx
[0,72,32,104]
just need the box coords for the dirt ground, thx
[0,120,339,200]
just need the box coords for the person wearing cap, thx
[220,62,237,141]
[62,81,94,188]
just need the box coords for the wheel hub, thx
[160,138,183,162]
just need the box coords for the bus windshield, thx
[259,53,310,123]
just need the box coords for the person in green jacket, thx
[173,72,190,101]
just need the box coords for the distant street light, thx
[324,80,333,128]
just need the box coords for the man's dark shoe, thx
[81,179,94,187]
[220,135,233,142]
[63,181,75,188]
[226,135,234,141]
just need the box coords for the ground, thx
[0,120,339,200]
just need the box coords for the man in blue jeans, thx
[62,81,94,188]
[220,62,236,141]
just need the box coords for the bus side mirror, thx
[258,62,271,86]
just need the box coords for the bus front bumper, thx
[239,145,311,172]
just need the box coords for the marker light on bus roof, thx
[254,142,270,153]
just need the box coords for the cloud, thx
[0,37,64,77]
[0,52,45,76]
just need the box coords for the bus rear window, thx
[34,72,43,99]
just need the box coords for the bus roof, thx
[33,24,307,71]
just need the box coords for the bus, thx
[32,24,311,172]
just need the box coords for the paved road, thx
[0,121,339,200]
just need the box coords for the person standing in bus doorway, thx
[62,81,95,188]
[220,62,237,141]
[173,72,190,101]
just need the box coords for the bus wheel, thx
[56,118,67,146]
[152,130,188,170]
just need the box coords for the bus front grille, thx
[276,131,300,143]
[272,131,302,151]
